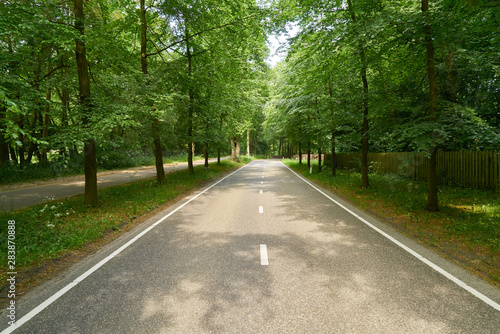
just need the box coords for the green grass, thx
[0,158,249,287]
[283,159,500,285]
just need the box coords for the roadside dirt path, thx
[0,158,226,211]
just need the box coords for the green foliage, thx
[265,0,499,157]
[0,0,269,179]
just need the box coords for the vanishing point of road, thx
[1,160,499,333]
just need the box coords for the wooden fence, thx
[292,154,325,161]
[325,151,500,192]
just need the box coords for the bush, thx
[97,151,135,170]
[0,160,84,184]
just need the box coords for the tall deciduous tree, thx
[346,0,370,188]
[74,0,98,205]
[140,0,165,183]
[422,0,439,211]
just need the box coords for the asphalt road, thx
[1,160,499,333]
[0,158,226,211]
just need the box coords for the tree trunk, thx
[427,147,438,211]
[56,69,70,158]
[204,143,209,168]
[422,0,439,211]
[236,136,241,157]
[27,48,43,165]
[331,130,336,177]
[318,146,322,173]
[40,87,51,165]
[60,55,70,130]
[247,129,250,158]
[9,146,17,164]
[141,0,165,182]
[74,0,98,205]
[26,106,39,164]
[152,118,165,183]
[1,39,14,165]
[83,138,98,205]
[0,104,9,165]
[18,117,26,167]
[140,0,148,75]
[298,141,302,165]
[444,52,458,103]
[307,143,311,170]
[329,78,336,177]
[253,132,257,156]
[40,60,52,165]
[218,113,223,165]
[230,137,235,161]
[347,0,369,188]
[186,34,195,174]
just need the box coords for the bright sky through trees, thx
[266,23,300,67]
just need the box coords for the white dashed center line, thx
[260,244,269,265]
[259,206,263,213]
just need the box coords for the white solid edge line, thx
[260,244,269,265]
[1,162,252,334]
[281,162,500,312]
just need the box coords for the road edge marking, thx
[1,162,253,334]
[281,162,500,312]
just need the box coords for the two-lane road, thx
[2,160,499,333]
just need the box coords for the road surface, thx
[1,160,499,333]
[0,158,226,211]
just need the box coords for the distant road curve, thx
[0,157,229,211]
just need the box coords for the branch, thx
[35,64,71,84]
[416,72,428,91]
[192,49,209,58]
[113,24,126,39]
[146,14,256,57]
[88,64,113,98]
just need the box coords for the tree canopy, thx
[1,0,498,209]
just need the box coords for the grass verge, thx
[283,159,500,287]
[0,158,251,304]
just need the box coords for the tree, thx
[74,0,98,205]
[422,0,439,211]
[140,0,165,183]
[346,0,371,188]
